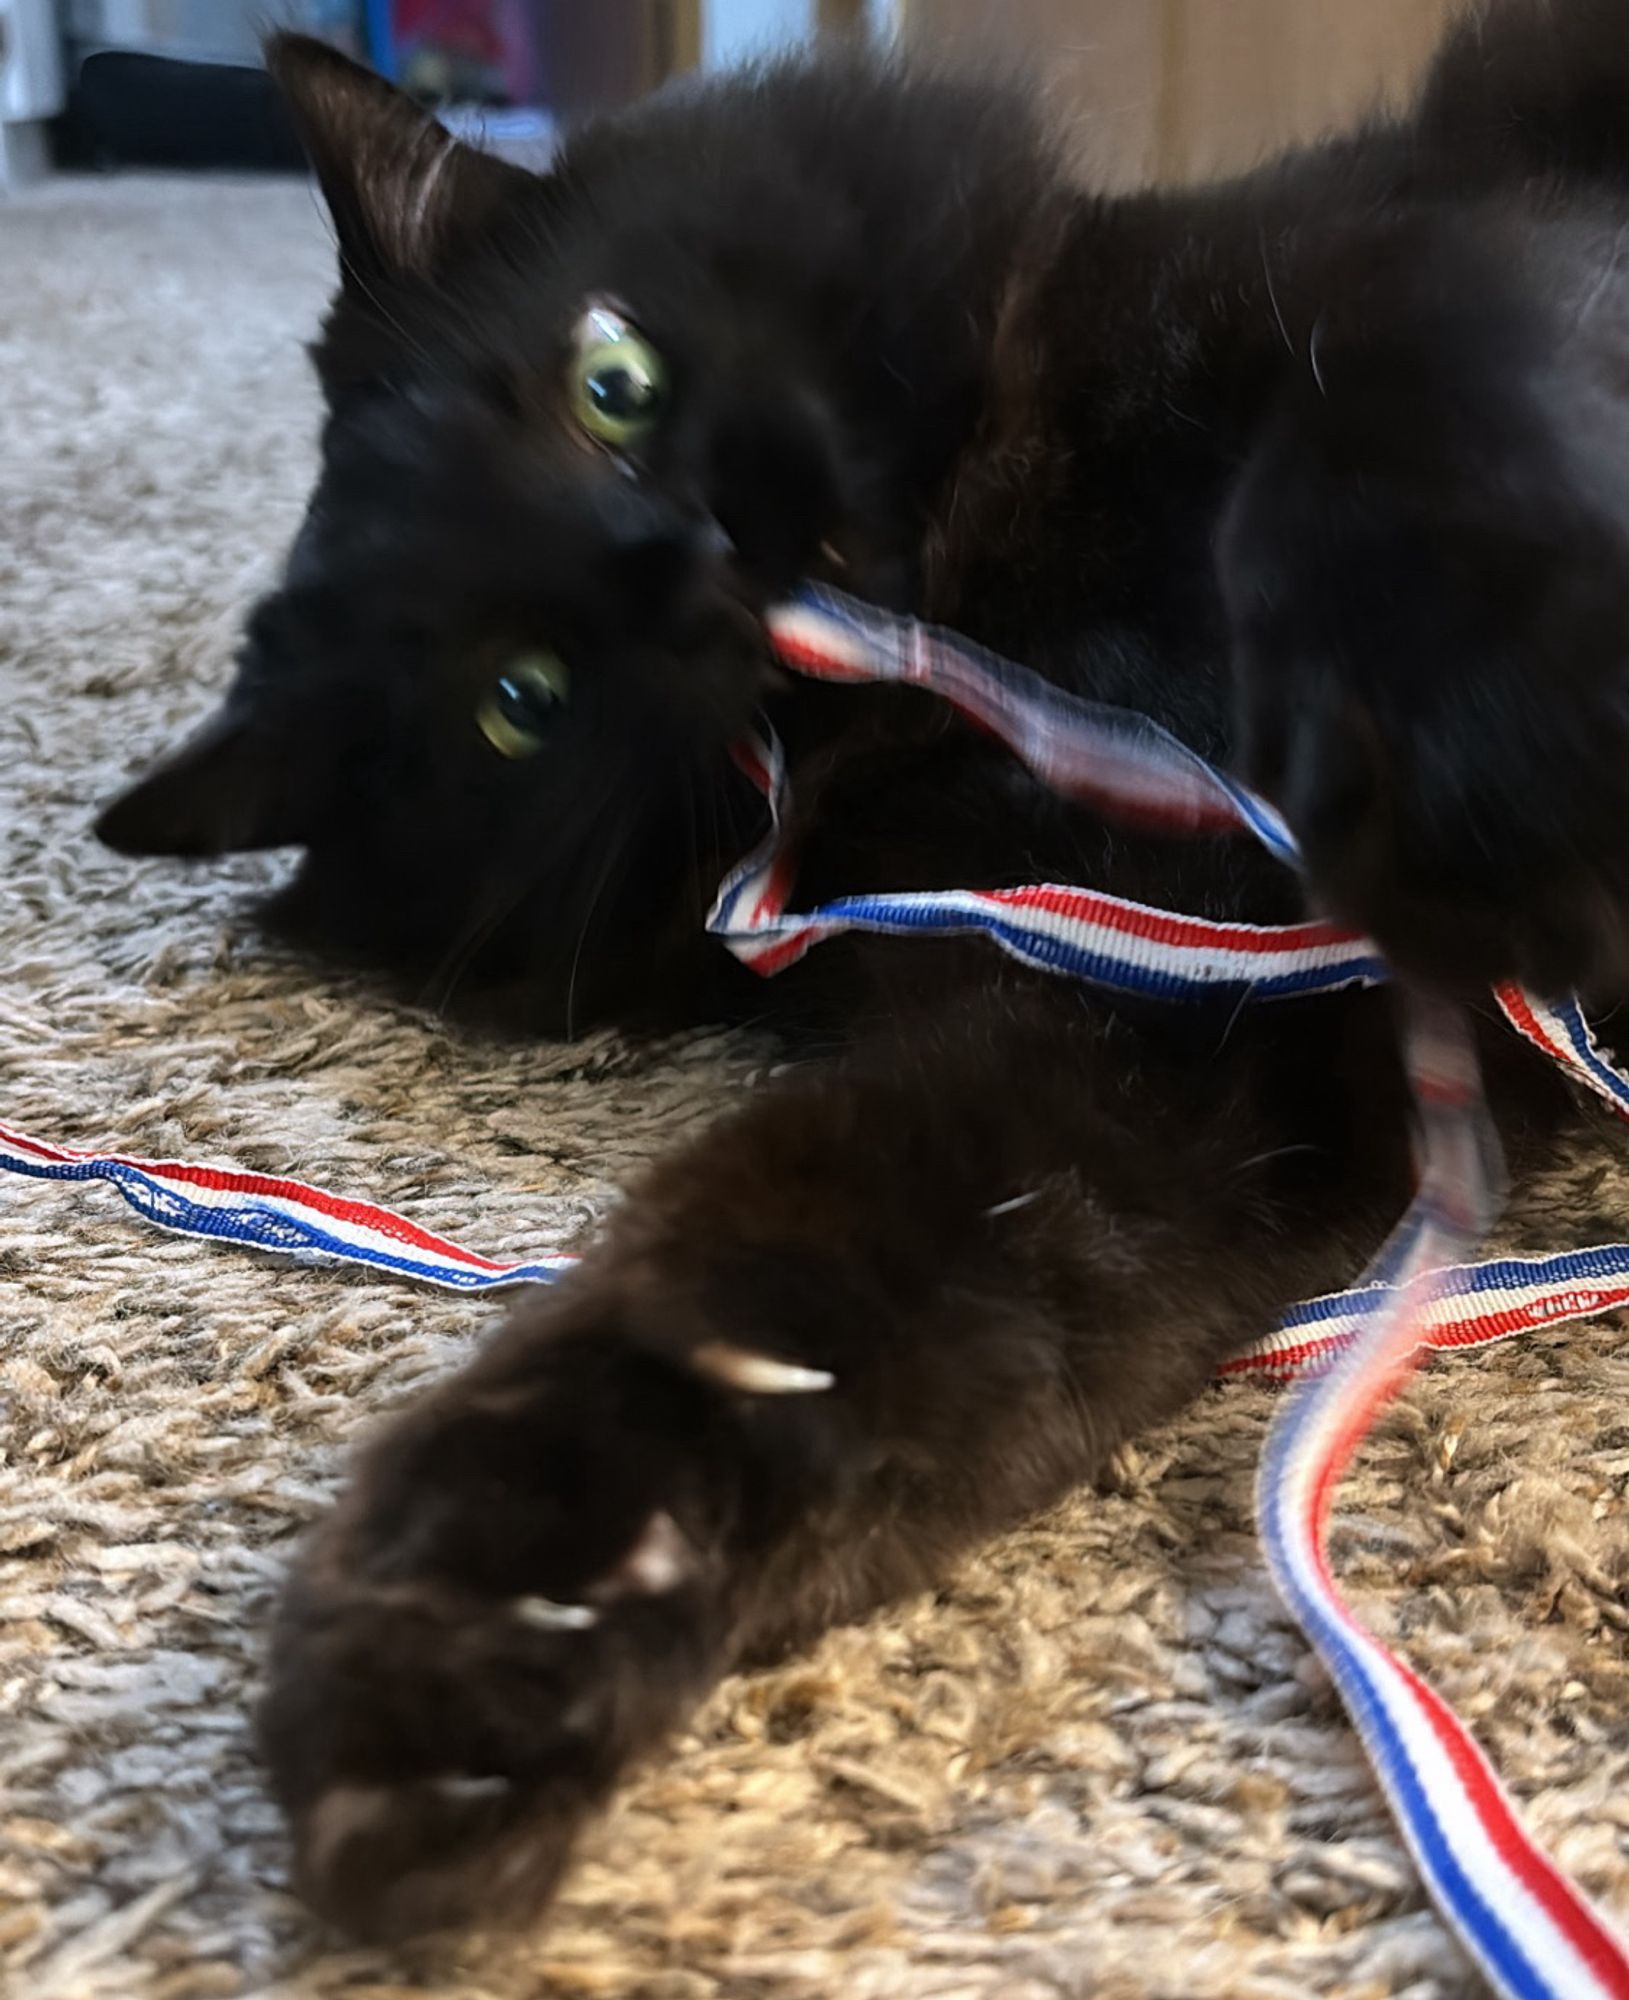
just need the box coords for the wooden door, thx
[898,0,1462,186]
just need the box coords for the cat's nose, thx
[609,511,754,623]
[689,514,768,613]
[690,514,735,565]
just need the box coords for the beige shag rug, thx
[3,173,1628,2000]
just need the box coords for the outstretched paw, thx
[258,1281,842,1941]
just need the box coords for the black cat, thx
[97,3,1629,1943]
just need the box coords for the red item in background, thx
[387,0,540,104]
[378,2,661,116]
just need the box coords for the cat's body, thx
[97,1,1629,1942]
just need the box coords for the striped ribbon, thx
[736,587,1629,1999]
[0,1122,574,1289]
[1257,997,1629,2000]
[709,716,1388,996]
[4,584,1627,1991]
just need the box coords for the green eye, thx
[568,302,667,446]
[476,651,571,759]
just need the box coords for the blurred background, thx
[0,0,1466,193]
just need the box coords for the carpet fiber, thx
[2,173,1628,2000]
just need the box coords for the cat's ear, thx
[264,32,528,287]
[96,706,317,858]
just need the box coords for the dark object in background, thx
[58,0,364,168]
[59,3,672,171]
[66,53,307,171]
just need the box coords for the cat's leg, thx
[1220,201,1629,997]
[258,982,1399,1942]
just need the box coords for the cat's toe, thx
[283,1761,582,1943]
[258,1307,741,1939]
[260,1504,726,1940]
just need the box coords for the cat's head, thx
[96,34,1050,1029]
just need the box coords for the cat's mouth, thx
[656,525,868,715]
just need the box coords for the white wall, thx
[1,0,65,122]
[704,0,818,67]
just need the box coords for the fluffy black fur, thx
[98,1,1629,1941]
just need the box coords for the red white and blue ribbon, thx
[1256,997,1629,2000]
[743,587,1629,1998]
[767,592,1299,857]
[0,1121,574,1289]
[709,726,1388,995]
[4,583,1627,1993]
[1229,1238,1629,1379]
[1496,985,1629,1119]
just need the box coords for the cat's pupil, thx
[495,672,558,730]
[588,362,658,421]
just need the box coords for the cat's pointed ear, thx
[95,707,315,859]
[265,32,527,286]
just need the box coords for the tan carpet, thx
[2,172,1628,2000]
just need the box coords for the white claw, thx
[984,1190,1043,1218]
[512,1595,601,1632]
[690,1340,836,1396]
[431,1773,513,1804]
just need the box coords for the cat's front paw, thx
[258,1288,765,1942]
[1220,404,1629,998]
